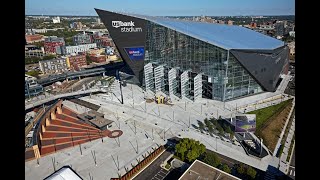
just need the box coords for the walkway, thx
[279,114,295,174]
[25,88,103,111]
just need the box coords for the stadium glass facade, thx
[144,22,262,101]
[96,8,288,102]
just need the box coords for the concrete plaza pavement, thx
[25,73,294,179]
[78,81,291,171]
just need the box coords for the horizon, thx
[26,0,295,16]
[25,14,295,17]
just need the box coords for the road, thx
[290,148,295,166]
[133,150,172,180]
[287,147,295,179]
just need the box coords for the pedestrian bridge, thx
[25,88,104,111]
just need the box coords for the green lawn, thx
[247,99,292,131]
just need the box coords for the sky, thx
[26,0,295,16]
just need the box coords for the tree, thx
[175,138,206,163]
[237,163,246,175]
[25,57,41,65]
[204,118,214,133]
[86,54,93,65]
[220,164,231,174]
[202,152,221,167]
[198,121,205,131]
[246,166,257,179]
[42,55,56,60]
[26,70,40,78]
[30,41,44,48]
[217,125,224,135]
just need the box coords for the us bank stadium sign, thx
[124,47,145,61]
[112,21,142,32]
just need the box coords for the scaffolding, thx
[194,73,202,101]
[168,68,177,97]
[181,70,190,100]
[154,65,165,93]
[144,63,155,92]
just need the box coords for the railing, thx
[25,89,102,111]
[32,100,60,149]
[25,108,45,138]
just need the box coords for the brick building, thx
[90,54,106,63]
[66,54,87,71]
[25,34,44,43]
[93,36,114,48]
[44,36,65,54]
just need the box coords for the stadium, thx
[95,8,289,102]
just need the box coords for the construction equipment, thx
[155,95,172,104]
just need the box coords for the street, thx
[133,150,172,180]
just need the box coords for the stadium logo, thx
[124,47,145,61]
[111,20,142,32]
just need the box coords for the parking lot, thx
[151,168,169,180]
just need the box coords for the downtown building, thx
[39,58,68,74]
[96,9,289,102]
[73,32,93,45]
[44,36,65,54]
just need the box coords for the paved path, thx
[279,114,295,174]
[133,150,172,180]
[80,82,289,171]
[25,88,103,111]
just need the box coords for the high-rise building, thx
[96,9,289,101]
[275,21,285,37]
[44,36,65,54]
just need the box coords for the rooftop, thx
[96,9,284,50]
[179,160,241,180]
[44,166,82,180]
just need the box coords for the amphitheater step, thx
[45,125,101,133]
[50,119,98,131]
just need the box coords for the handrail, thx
[25,89,102,111]
[32,100,60,149]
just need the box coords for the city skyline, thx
[26,0,295,16]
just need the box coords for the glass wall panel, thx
[145,22,227,100]
[225,53,263,100]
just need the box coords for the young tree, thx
[198,121,205,131]
[175,138,206,163]
[220,164,231,174]
[202,152,221,167]
[246,166,257,179]
[204,118,214,133]
[237,163,246,175]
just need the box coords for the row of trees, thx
[26,70,41,78]
[198,118,235,139]
[175,138,257,179]
[39,29,79,39]
[25,54,56,65]
[235,163,257,179]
